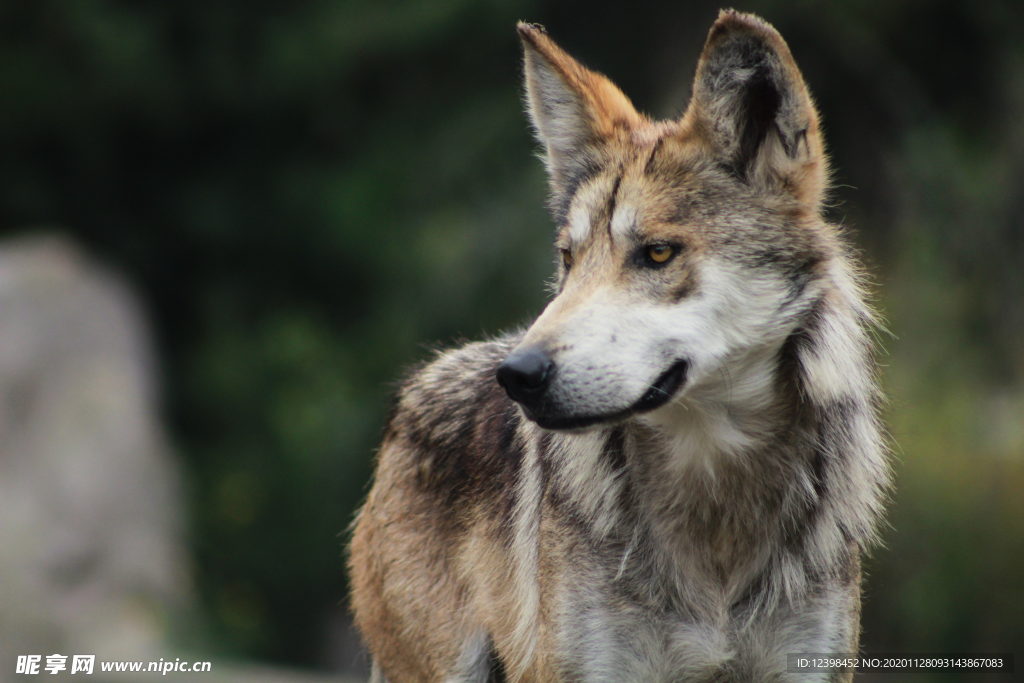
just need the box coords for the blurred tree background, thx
[0,0,1020,678]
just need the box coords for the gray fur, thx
[350,11,889,683]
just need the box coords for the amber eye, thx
[646,244,674,264]
[561,249,573,269]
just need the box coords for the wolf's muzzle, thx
[496,347,554,410]
[497,347,691,430]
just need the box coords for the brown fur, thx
[351,11,888,683]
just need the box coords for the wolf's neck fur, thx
[633,339,810,609]
[543,277,887,615]
[646,340,786,469]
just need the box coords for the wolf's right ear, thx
[683,11,827,211]
[519,23,641,218]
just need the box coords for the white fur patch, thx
[567,204,592,243]
[504,420,545,678]
[550,430,625,539]
[609,203,638,240]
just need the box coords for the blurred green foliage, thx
[0,0,1021,676]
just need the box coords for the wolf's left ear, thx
[683,11,827,211]
[519,23,642,218]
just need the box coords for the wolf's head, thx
[498,11,846,432]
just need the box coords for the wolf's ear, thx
[683,11,827,210]
[518,23,642,217]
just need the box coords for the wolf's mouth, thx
[525,359,689,431]
[631,359,690,413]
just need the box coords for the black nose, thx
[496,347,555,406]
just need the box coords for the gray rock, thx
[0,234,187,676]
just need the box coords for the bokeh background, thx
[0,0,1021,681]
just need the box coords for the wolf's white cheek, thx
[548,293,720,406]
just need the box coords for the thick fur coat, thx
[350,10,890,683]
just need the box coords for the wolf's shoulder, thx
[383,333,526,507]
[397,333,519,410]
[391,333,522,431]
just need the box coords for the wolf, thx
[349,10,889,683]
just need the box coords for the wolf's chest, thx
[543,578,845,682]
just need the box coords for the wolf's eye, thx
[561,249,573,270]
[646,244,674,264]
